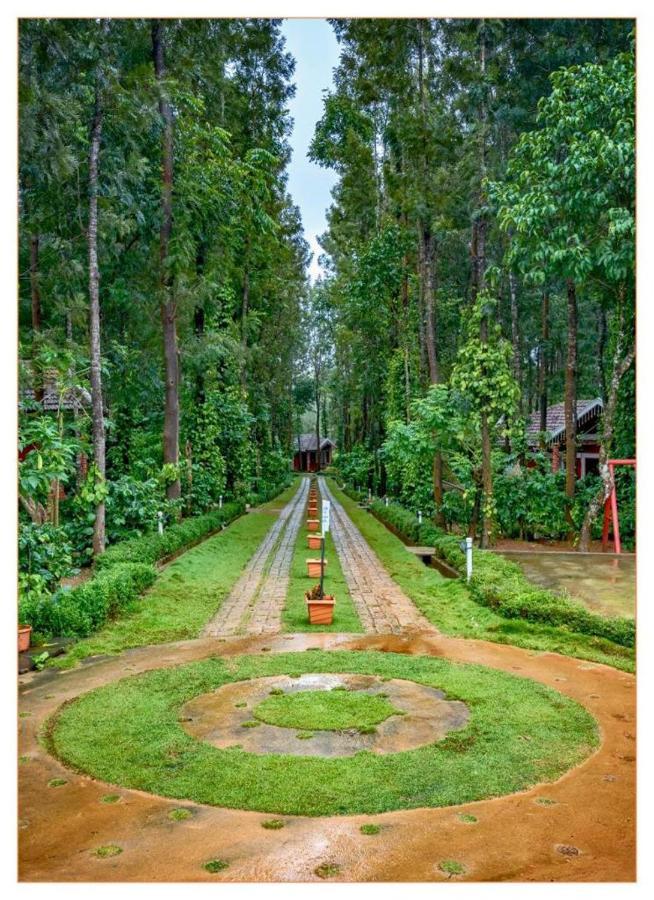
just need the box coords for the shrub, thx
[19,563,156,638]
[95,500,244,570]
[18,523,75,590]
[368,498,634,649]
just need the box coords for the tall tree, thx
[152,19,181,500]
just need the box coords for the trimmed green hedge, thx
[368,498,635,649]
[19,563,157,638]
[95,500,245,570]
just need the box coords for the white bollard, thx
[417,510,423,525]
[465,537,473,582]
[219,495,223,509]
[385,496,389,507]
[157,511,164,536]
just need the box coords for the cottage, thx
[526,398,603,477]
[293,433,335,472]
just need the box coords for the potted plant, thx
[307,518,320,532]
[18,624,32,653]
[307,533,323,550]
[306,557,328,579]
[305,584,335,625]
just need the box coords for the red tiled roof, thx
[526,398,603,447]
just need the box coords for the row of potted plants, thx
[304,479,335,625]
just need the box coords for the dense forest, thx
[18,18,635,619]
[309,18,635,549]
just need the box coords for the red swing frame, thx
[601,458,636,554]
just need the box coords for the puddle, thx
[498,552,635,619]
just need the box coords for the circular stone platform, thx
[180,673,469,757]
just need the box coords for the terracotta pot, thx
[307,505,318,516]
[307,596,335,626]
[306,558,327,579]
[307,534,323,550]
[307,519,320,532]
[18,625,32,653]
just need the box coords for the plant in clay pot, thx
[306,518,320,532]
[305,583,335,625]
[307,533,323,550]
[306,558,328,579]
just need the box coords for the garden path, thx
[202,478,309,637]
[319,479,434,634]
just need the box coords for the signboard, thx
[321,500,331,534]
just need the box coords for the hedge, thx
[95,500,245,570]
[19,563,157,638]
[366,497,635,649]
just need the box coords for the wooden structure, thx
[526,398,603,477]
[293,433,335,472]
[602,458,636,554]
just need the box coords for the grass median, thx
[328,480,634,672]
[52,480,301,668]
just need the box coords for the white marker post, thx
[320,501,331,596]
[157,511,164,536]
[459,537,473,582]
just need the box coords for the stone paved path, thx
[319,480,435,634]
[202,478,309,637]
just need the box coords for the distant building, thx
[293,433,335,472]
[19,363,91,414]
[526,398,603,477]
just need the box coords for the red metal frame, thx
[601,458,636,554]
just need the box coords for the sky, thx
[281,19,340,282]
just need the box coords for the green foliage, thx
[19,563,156,637]
[368,497,634,649]
[95,501,245,570]
[18,523,74,590]
[336,445,375,490]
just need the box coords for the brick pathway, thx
[319,480,435,634]
[202,479,309,637]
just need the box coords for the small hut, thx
[526,398,603,477]
[293,433,335,472]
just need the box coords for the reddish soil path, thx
[18,630,635,883]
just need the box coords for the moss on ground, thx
[52,481,301,669]
[49,650,598,817]
[329,481,634,672]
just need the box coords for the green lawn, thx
[253,688,400,731]
[281,503,363,633]
[52,481,301,669]
[328,481,635,673]
[49,649,598,816]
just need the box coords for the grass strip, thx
[329,481,634,672]
[49,649,598,817]
[51,480,301,669]
[282,494,362,633]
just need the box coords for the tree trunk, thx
[538,291,550,444]
[475,24,493,549]
[598,305,608,401]
[152,19,181,500]
[194,243,206,404]
[564,279,578,532]
[314,384,321,473]
[579,304,634,551]
[29,233,44,402]
[88,82,106,556]
[509,272,521,398]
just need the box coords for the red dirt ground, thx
[18,630,635,883]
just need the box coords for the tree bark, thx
[564,279,578,532]
[509,272,521,397]
[538,291,550,444]
[29,233,44,402]
[88,82,106,556]
[194,242,206,404]
[579,303,634,551]
[475,24,493,549]
[152,19,181,500]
